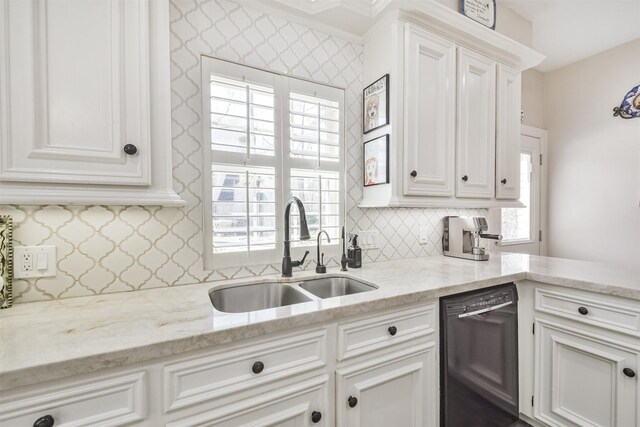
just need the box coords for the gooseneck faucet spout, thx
[315,230,330,274]
[282,196,311,277]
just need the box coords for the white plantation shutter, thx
[202,57,344,268]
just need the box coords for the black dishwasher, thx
[440,283,525,427]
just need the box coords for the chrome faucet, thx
[282,196,310,277]
[315,230,330,274]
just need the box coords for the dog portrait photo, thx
[363,75,389,134]
[363,135,389,186]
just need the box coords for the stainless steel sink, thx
[298,277,377,299]
[209,282,312,313]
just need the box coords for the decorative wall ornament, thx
[363,74,389,134]
[459,0,496,30]
[613,84,640,119]
[363,135,390,186]
[0,215,13,309]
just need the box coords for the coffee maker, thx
[442,216,502,261]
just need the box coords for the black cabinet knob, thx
[578,306,589,315]
[623,368,636,378]
[348,396,358,408]
[33,415,54,427]
[410,170,417,178]
[252,361,264,374]
[461,175,468,182]
[388,326,397,336]
[311,411,322,423]
[123,144,138,155]
[501,178,507,184]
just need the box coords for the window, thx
[202,57,345,268]
[502,152,534,242]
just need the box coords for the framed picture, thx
[459,0,496,30]
[363,74,389,134]
[363,135,389,186]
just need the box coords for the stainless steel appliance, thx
[440,284,526,427]
[443,216,502,261]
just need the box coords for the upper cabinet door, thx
[0,0,150,186]
[495,64,521,199]
[403,25,456,197]
[456,48,496,198]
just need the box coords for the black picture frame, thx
[363,74,390,134]
[459,0,496,30]
[363,135,390,187]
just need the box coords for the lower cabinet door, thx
[535,319,639,427]
[336,344,437,427]
[167,375,330,427]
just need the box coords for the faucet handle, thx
[292,250,309,268]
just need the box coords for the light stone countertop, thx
[0,253,638,391]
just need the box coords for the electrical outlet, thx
[14,246,57,279]
[22,252,33,271]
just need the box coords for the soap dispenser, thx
[347,234,362,268]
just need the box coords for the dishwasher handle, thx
[458,301,513,318]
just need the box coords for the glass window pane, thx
[212,165,276,254]
[290,169,340,246]
[210,75,275,156]
[502,153,533,241]
[289,92,340,163]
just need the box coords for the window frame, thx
[201,56,346,270]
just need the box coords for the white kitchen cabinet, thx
[456,48,496,199]
[336,345,437,427]
[359,4,543,208]
[167,375,330,427]
[534,319,638,427]
[0,370,147,427]
[0,0,183,206]
[403,25,456,198]
[495,64,522,200]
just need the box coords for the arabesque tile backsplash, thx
[0,0,485,303]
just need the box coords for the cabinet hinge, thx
[539,230,542,242]
[540,154,543,166]
[532,323,535,334]
[531,396,534,407]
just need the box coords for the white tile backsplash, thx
[0,0,485,303]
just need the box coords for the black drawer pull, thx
[578,306,589,315]
[461,175,468,182]
[33,415,54,427]
[501,178,507,184]
[388,326,398,336]
[348,396,358,408]
[123,144,138,155]
[410,170,417,178]
[311,411,322,423]
[252,361,264,374]
[623,368,635,378]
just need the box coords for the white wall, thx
[522,68,545,129]
[545,38,640,270]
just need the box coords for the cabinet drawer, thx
[163,329,327,413]
[535,287,640,336]
[337,303,436,361]
[0,371,146,427]
[167,375,329,427]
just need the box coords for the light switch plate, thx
[419,227,429,244]
[13,246,56,278]
[358,229,379,249]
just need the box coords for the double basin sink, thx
[209,276,378,313]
